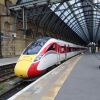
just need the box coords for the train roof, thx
[36,37,85,48]
[48,38,85,48]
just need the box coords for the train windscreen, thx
[23,37,50,54]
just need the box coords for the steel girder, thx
[66,1,89,43]
[9,0,66,10]
[9,0,88,45]
[82,0,93,42]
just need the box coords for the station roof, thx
[9,0,100,46]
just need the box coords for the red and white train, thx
[14,37,86,78]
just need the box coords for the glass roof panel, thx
[50,5,57,11]
[60,15,65,20]
[59,5,65,10]
[80,13,84,16]
[70,23,76,28]
[94,0,98,3]
[67,15,72,20]
[55,3,60,6]
[77,2,81,6]
[79,8,83,12]
[55,11,61,16]
[68,18,76,25]
[74,10,79,14]
[50,0,95,41]
[63,2,68,8]
[93,0,100,41]
[69,0,77,5]
[63,11,70,16]
[64,18,68,23]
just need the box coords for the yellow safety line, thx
[41,55,82,100]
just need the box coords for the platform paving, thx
[55,53,100,100]
[0,57,19,66]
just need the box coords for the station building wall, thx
[0,0,55,57]
[0,1,31,57]
[0,1,48,57]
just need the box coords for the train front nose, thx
[14,60,31,78]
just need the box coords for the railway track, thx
[0,63,15,77]
[0,63,18,99]
[0,79,30,100]
[0,63,16,83]
[0,74,16,83]
[0,63,36,100]
[0,63,15,71]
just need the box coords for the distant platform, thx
[55,52,100,100]
[0,57,19,66]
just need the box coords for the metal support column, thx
[25,12,27,30]
[23,7,25,30]
[14,13,17,33]
[0,33,2,58]
[22,7,26,40]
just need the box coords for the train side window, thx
[61,46,66,53]
[62,48,64,53]
[68,47,71,52]
[47,44,56,51]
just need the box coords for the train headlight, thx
[34,55,43,62]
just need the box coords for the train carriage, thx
[14,37,86,78]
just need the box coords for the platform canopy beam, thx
[9,0,67,11]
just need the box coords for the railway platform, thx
[8,53,100,100]
[55,52,100,100]
[0,57,19,66]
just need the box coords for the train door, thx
[64,45,67,60]
[67,45,71,58]
[57,45,61,64]
[60,45,67,61]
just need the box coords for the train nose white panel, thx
[37,53,58,70]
